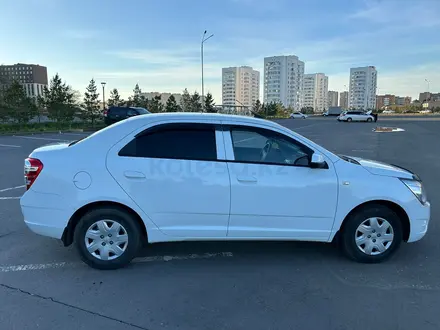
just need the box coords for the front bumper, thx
[407,201,430,243]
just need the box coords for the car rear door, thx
[221,122,338,241]
[106,120,231,238]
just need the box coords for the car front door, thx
[222,123,338,241]
[106,121,230,238]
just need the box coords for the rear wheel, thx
[347,117,352,122]
[74,207,141,270]
[340,204,403,263]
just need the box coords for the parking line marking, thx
[0,185,25,193]
[0,197,20,200]
[14,136,68,141]
[0,144,21,148]
[0,252,234,273]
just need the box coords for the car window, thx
[230,127,312,166]
[119,124,217,161]
[110,107,126,116]
[127,109,137,116]
[132,107,150,114]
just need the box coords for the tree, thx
[165,94,180,112]
[138,95,150,110]
[301,106,314,114]
[180,88,191,112]
[1,81,38,124]
[204,92,216,113]
[130,83,142,107]
[190,91,202,112]
[39,73,77,125]
[83,78,100,127]
[149,95,164,113]
[108,88,124,107]
[265,102,277,116]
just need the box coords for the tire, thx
[347,117,352,122]
[74,207,142,270]
[340,204,403,263]
[367,118,372,122]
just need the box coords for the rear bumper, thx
[20,191,71,240]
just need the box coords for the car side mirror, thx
[310,153,327,169]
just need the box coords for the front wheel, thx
[340,204,403,263]
[347,117,352,122]
[74,207,142,269]
[367,118,372,122]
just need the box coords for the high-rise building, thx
[222,66,260,107]
[328,91,338,107]
[0,63,48,98]
[339,91,349,109]
[348,66,377,110]
[264,55,305,111]
[302,73,328,112]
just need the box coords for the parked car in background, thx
[21,113,430,269]
[104,106,150,125]
[338,111,375,122]
[290,112,308,119]
[382,110,395,114]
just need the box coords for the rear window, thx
[119,125,217,161]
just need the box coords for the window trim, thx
[119,122,222,162]
[222,124,316,168]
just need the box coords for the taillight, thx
[24,158,43,190]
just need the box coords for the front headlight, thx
[400,179,428,204]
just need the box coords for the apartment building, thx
[348,66,377,110]
[0,63,48,98]
[376,94,412,108]
[339,91,349,109]
[302,73,328,112]
[263,55,304,111]
[328,91,338,107]
[222,66,260,107]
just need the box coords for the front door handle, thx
[124,171,146,179]
[237,175,257,183]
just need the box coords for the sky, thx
[1,0,439,103]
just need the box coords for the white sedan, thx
[338,111,375,122]
[290,112,307,119]
[21,113,430,269]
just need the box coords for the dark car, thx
[104,106,150,125]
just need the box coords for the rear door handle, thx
[124,171,146,179]
[236,175,257,183]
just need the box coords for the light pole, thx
[101,82,106,110]
[201,30,214,107]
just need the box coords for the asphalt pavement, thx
[1,117,439,329]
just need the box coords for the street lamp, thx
[201,30,214,107]
[101,82,106,110]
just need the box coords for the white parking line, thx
[0,144,21,148]
[0,197,20,200]
[14,136,68,141]
[0,252,234,273]
[0,185,25,193]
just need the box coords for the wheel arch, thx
[334,200,410,243]
[62,200,148,246]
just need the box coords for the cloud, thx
[62,29,99,40]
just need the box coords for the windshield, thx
[132,107,150,114]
